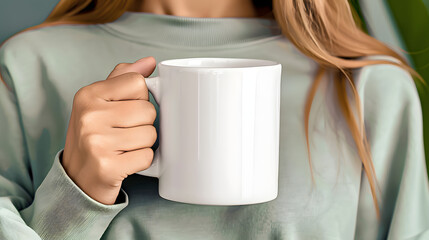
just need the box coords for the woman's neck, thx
[127,0,257,18]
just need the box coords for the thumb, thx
[107,56,156,79]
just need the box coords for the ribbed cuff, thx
[22,149,128,240]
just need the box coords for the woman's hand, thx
[62,57,158,205]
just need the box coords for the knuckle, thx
[78,111,96,127]
[113,63,129,71]
[74,86,92,104]
[83,133,104,150]
[94,157,111,179]
[127,72,147,89]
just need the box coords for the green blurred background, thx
[0,0,428,174]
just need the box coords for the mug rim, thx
[158,57,280,70]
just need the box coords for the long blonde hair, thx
[1,0,418,217]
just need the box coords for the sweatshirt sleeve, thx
[21,150,128,239]
[0,36,127,239]
[354,63,429,240]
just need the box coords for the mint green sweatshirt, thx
[0,12,428,240]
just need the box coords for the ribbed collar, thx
[99,12,282,49]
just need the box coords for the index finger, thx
[93,72,150,101]
[107,57,156,79]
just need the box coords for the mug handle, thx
[136,76,161,178]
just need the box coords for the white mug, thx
[138,58,282,205]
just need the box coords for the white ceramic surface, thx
[137,58,282,205]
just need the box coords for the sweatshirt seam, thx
[96,24,284,51]
[0,65,35,196]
